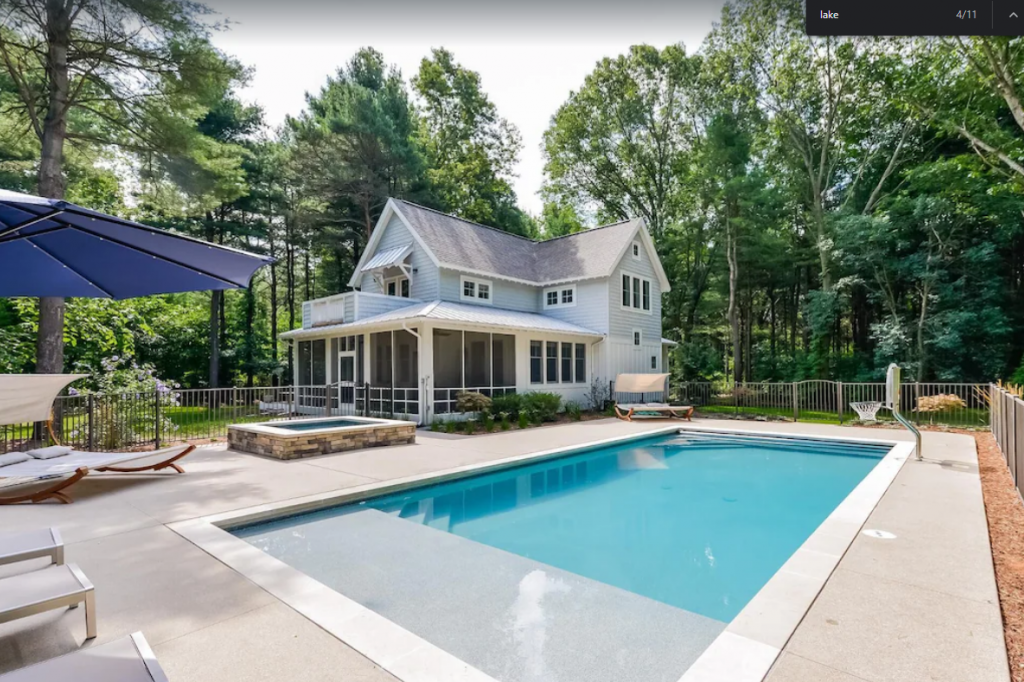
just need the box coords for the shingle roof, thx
[392,200,643,285]
[280,300,604,340]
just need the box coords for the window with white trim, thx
[543,284,577,308]
[530,339,586,384]
[632,241,641,260]
[385,276,410,298]
[651,355,658,369]
[621,272,652,313]
[633,329,642,347]
[460,275,493,304]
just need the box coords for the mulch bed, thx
[974,431,1024,682]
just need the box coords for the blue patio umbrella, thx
[0,189,272,299]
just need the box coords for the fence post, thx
[154,389,161,450]
[87,394,95,452]
[735,383,740,415]
[836,382,844,425]
[914,382,921,425]
[325,384,333,417]
[363,382,370,417]
[792,382,799,422]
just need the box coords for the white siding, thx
[357,293,418,319]
[607,242,662,350]
[540,280,609,334]
[358,214,439,301]
[438,270,539,312]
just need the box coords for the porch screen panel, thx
[394,329,419,388]
[371,332,392,386]
[464,332,491,389]
[492,334,515,388]
[298,341,312,385]
[331,338,340,384]
[433,329,462,388]
[312,340,327,384]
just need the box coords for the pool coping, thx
[229,415,413,438]
[168,424,911,682]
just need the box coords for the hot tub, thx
[228,416,416,459]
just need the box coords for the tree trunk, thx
[726,217,741,384]
[269,232,279,386]
[245,287,255,388]
[34,0,74,375]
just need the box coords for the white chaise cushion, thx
[25,446,73,459]
[0,453,30,467]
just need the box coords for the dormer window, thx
[461,275,493,304]
[544,284,576,309]
[632,241,641,260]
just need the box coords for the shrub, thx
[444,420,456,434]
[521,391,562,422]
[916,394,966,412]
[484,415,495,432]
[456,391,492,414]
[430,421,442,432]
[463,419,477,434]
[518,412,529,429]
[500,412,511,430]
[490,392,523,418]
[565,401,583,421]
[586,378,610,411]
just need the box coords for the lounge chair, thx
[613,373,693,422]
[0,528,64,566]
[0,632,167,682]
[0,445,195,505]
[0,563,96,640]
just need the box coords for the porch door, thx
[338,337,357,407]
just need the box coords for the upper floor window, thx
[632,241,642,260]
[386,276,410,298]
[621,273,652,313]
[544,284,576,309]
[461,275,492,304]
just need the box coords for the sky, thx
[204,0,726,215]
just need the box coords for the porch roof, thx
[280,300,604,340]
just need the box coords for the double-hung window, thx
[546,342,558,382]
[530,341,543,384]
[461,276,493,304]
[575,344,586,383]
[561,343,573,383]
[621,272,653,313]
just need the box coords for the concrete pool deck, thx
[0,419,1009,682]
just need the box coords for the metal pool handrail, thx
[887,364,922,461]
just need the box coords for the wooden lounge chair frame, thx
[614,404,694,422]
[0,445,195,505]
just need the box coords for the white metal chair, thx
[0,528,63,566]
[0,632,167,681]
[0,563,96,640]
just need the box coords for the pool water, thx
[237,432,886,621]
[235,432,889,682]
[272,418,369,431]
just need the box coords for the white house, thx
[281,198,675,423]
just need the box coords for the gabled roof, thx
[349,199,670,291]
[280,300,604,340]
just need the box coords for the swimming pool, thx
[232,430,895,682]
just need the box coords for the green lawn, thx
[694,404,989,428]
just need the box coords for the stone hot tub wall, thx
[228,421,416,460]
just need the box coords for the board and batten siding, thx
[606,236,664,377]
[438,270,539,313]
[357,213,439,301]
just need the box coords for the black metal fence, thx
[674,381,990,428]
[0,383,417,454]
[990,385,1024,502]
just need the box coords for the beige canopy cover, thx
[0,374,86,426]
[614,373,669,394]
